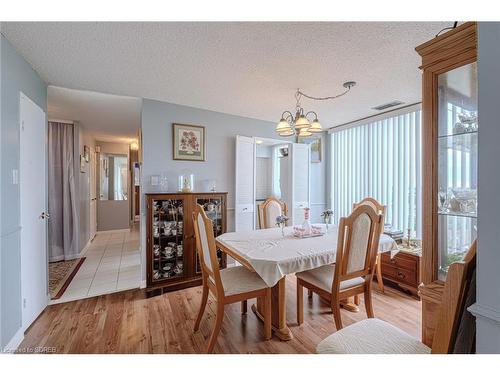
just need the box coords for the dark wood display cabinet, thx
[146,192,227,292]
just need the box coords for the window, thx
[329,106,422,238]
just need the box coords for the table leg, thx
[340,297,360,312]
[252,277,293,341]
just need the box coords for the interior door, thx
[235,135,255,231]
[20,92,48,330]
[290,143,311,225]
[89,146,97,240]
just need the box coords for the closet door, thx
[235,135,255,231]
[290,143,311,225]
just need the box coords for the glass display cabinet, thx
[416,22,477,347]
[146,192,227,292]
[437,62,478,280]
[195,196,226,274]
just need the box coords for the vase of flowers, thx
[276,215,289,237]
[321,209,334,232]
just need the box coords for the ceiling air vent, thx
[372,100,405,111]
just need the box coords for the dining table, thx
[215,224,399,341]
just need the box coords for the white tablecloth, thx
[216,224,399,287]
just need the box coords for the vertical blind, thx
[330,108,422,238]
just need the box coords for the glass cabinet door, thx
[437,62,478,280]
[195,197,225,273]
[151,198,185,282]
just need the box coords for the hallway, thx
[53,227,141,304]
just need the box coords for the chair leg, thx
[206,301,224,354]
[297,280,304,325]
[364,285,375,319]
[332,300,343,331]
[308,289,313,299]
[194,283,209,332]
[353,295,360,305]
[264,288,272,340]
[376,256,385,293]
[241,300,248,315]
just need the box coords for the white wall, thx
[468,22,500,353]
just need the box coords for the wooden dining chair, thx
[353,197,386,294]
[296,205,383,330]
[316,241,477,354]
[192,204,272,353]
[257,197,287,229]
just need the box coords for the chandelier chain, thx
[296,85,352,102]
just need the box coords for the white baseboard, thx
[3,327,24,353]
[97,228,131,234]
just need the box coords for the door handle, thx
[40,212,50,220]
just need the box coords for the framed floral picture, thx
[172,123,206,161]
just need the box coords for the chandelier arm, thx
[281,110,294,122]
[297,86,352,101]
[305,111,318,120]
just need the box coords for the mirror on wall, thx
[99,153,128,201]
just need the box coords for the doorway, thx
[46,86,142,303]
[20,92,48,330]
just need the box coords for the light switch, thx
[12,169,19,185]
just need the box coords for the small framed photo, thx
[80,155,86,173]
[298,136,322,163]
[83,145,90,162]
[172,123,205,161]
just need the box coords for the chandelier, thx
[276,81,356,139]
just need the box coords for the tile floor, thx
[52,226,141,304]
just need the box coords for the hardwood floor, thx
[19,277,421,354]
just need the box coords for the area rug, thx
[49,257,86,299]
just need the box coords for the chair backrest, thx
[431,240,477,354]
[193,204,223,294]
[332,205,383,292]
[257,197,287,229]
[353,197,386,234]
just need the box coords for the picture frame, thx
[172,123,206,161]
[83,145,90,162]
[80,155,86,173]
[298,135,322,163]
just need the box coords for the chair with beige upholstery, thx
[296,205,383,330]
[353,197,386,294]
[257,197,287,229]
[316,241,476,354]
[193,204,272,353]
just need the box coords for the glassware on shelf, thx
[151,198,185,282]
[437,61,477,281]
[178,173,194,192]
[159,173,169,192]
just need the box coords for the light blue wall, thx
[0,34,47,349]
[141,98,328,223]
[140,99,328,281]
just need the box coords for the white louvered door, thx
[235,135,256,231]
[290,143,311,225]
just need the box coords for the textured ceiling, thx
[48,86,142,142]
[2,22,450,128]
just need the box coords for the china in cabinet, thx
[416,22,477,347]
[146,192,227,292]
